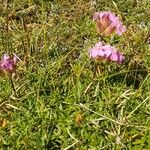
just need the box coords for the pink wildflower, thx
[89,42,124,63]
[0,53,18,74]
[93,11,126,36]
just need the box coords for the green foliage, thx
[0,0,150,149]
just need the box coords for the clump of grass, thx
[0,0,150,149]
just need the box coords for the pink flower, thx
[0,53,18,74]
[93,11,126,36]
[89,42,124,63]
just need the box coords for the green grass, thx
[0,0,150,149]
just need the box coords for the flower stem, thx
[10,76,17,97]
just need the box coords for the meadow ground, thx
[0,0,150,149]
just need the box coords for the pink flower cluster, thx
[0,54,18,74]
[89,42,124,63]
[93,11,126,36]
[89,11,126,63]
